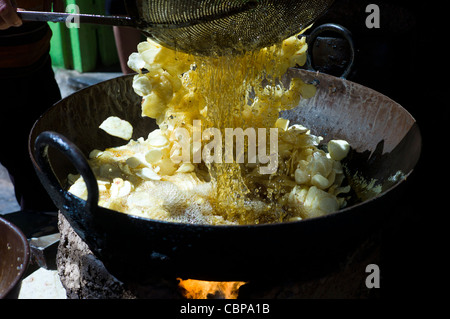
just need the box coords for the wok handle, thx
[34,131,99,212]
[305,23,355,79]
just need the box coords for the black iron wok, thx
[29,69,421,283]
[0,217,30,299]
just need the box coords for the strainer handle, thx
[18,11,137,27]
[34,131,99,212]
[305,23,355,79]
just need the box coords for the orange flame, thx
[177,278,247,299]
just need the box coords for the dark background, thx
[310,0,440,300]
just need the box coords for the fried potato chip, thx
[328,139,350,161]
[99,116,133,140]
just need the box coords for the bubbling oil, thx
[193,45,297,224]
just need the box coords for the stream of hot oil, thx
[194,47,282,223]
[177,278,247,299]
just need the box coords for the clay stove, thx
[56,212,381,299]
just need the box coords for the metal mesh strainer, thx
[135,0,334,55]
[20,0,334,55]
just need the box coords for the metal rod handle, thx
[18,11,136,27]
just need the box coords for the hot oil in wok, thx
[192,49,332,224]
[68,35,353,225]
